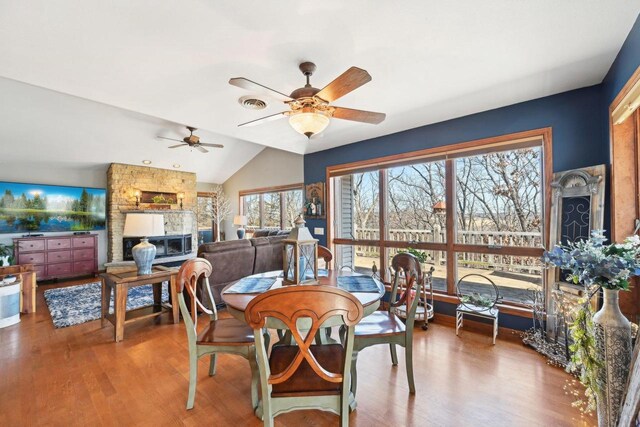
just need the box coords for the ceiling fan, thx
[157,126,224,153]
[229,62,386,138]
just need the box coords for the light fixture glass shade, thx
[233,215,248,226]
[123,213,165,237]
[288,111,330,138]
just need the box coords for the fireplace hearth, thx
[123,234,192,261]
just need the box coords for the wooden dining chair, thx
[176,258,261,410]
[245,285,364,427]
[342,252,422,398]
[318,245,333,270]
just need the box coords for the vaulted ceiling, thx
[0,1,638,182]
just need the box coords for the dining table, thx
[221,268,385,413]
[221,269,385,330]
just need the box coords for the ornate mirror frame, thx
[545,164,606,338]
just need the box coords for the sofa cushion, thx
[252,229,271,237]
[197,239,252,256]
[199,241,256,304]
[252,235,286,274]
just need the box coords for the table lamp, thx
[234,215,248,239]
[123,213,165,275]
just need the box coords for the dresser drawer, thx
[47,238,71,250]
[33,264,46,279]
[73,237,95,248]
[73,261,95,274]
[47,250,72,263]
[19,252,45,265]
[17,240,45,252]
[47,263,72,277]
[73,248,94,261]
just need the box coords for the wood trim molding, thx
[610,64,640,242]
[238,183,304,197]
[326,127,552,177]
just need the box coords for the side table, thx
[100,266,179,342]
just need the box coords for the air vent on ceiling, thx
[238,96,267,110]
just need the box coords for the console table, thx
[0,264,37,313]
[99,266,179,342]
[13,234,98,281]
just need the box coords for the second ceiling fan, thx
[229,62,386,138]
[157,126,224,153]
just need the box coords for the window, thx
[329,129,551,307]
[240,184,304,232]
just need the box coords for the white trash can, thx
[0,277,21,328]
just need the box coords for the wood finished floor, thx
[0,278,595,427]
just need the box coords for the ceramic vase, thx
[593,288,632,427]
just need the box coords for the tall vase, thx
[592,288,632,427]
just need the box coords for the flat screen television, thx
[0,181,106,234]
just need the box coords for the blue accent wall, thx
[602,14,640,108]
[304,14,640,331]
[305,84,605,247]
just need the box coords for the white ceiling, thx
[0,1,638,178]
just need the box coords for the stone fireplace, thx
[106,163,197,264]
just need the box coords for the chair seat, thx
[269,344,344,397]
[354,311,406,337]
[196,317,255,345]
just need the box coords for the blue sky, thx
[1,182,105,200]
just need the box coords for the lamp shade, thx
[288,110,330,138]
[233,215,248,226]
[123,213,165,237]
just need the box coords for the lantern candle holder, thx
[283,215,318,285]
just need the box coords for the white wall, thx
[222,147,304,239]
[0,164,109,268]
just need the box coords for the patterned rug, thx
[44,282,169,328]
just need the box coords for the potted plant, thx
[542,231,640,426]
[0,244,13,267]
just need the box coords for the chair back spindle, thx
[177,258,216,333]
[246,285,363,386]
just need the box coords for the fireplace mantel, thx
[120,209,194,214]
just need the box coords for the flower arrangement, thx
[542,230,640,413]
[542,230,640,290]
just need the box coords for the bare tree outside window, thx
[198,184,232,242]
[262,192,281,228]
[283,189,303,229]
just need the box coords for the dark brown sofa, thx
[197,234,287,304]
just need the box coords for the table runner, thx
[224,277,277,294]
[337,276,380,293]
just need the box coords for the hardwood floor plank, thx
[0,279,594,426]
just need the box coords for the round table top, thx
[221,269,385,315]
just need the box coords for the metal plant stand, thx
[455,274,501,344]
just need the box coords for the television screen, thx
[0,182,106,233]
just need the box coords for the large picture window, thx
[329,129,551,308]
[240,184,304,232]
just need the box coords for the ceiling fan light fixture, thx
[288,109,331,139]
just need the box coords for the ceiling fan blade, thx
[195,145,209,153]
[158,136,184,143]
[168,144,188,149]
[315,67,372,103]
[229,77,293,102]
[332,107,386,124]
[238,111,288,127]
[199,143,225,148]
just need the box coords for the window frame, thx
[326,128,552,313]
[239,183,304,230]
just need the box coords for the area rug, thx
[44,282,169,328]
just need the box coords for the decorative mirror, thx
[545,164,605,340]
